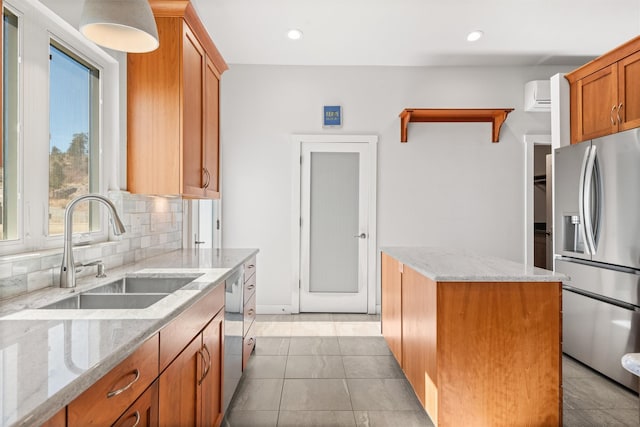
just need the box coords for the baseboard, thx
[256,304,293,314]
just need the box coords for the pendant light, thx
[80,0,159,53]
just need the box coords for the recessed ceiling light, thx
[466,30,484,42]
[287,29,303,40]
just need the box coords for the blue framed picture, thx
[323,105,342,127]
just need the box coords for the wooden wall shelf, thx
[399,108,514,143]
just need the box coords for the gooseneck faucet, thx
[60,194,126,288]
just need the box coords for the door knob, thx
[353,233,367,239]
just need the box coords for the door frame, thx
[523,133,551,266]
[291,134,378,314]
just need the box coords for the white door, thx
[183,199,221,249]
[299,142,371,313]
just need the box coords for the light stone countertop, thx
[0,248,258,427]
[382,247,567,282]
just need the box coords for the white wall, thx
[220,64,572,312]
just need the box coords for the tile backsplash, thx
[0,191,183,301]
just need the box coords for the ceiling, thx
[44,0,640,67]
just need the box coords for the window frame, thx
[0,0,120,256]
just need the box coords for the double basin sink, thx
[41,275,202,310]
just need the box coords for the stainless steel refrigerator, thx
[555,127,640,391]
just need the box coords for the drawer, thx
[243,292,256,336]
[112,380,158,427]
[68,334,159,427]
[243,272,256,304]
[159,283,224,371]
[242,322,256,370]
[244,256,256,282]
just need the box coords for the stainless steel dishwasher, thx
[223,267,244,412]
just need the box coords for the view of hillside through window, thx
[48,43,99,236]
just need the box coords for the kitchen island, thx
[381,247,566,427]
[0,248,257,427]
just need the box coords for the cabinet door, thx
[113,380,159,427]
[618,50,640,131]
[381,252,403,365]
[201,311,224,427]
[182,23,205,197]
[159,336,201,426]
[571,64,618,144]
[203,56,220,198]
[401,266,437,419]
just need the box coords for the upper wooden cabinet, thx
[127,1,227,198]
[566,36,640,144]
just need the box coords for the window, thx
[0,0,120,256]
[2,8,19,241]
[48,43,100,236]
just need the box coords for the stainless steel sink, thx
[40,293,168,310]
[84,275,201,294]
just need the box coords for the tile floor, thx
[223,314,640,427]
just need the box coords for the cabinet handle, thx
[202,168,209,188]
[247,308,255,316]
[247,264,255,269]
[617,102,623,124]
[247,337,255,346]
[116,410,140,427]
[198,344,212,385]
[107,369,140,398]
[202,167,211,189]
[611,105,617,125]
[247,284,255,291]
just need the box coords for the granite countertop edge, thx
[381,246,567,283]
[2,248,258,427]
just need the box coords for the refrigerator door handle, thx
[583,145,598,255]
[578,145,592,255]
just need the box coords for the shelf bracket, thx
[399,108,515,143]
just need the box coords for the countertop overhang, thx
[0,248,258,427]
[382,247,567,283]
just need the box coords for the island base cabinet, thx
[437,281,561,427]
[381,252,562,427]
[401,266,437,420]
[381,253,403,365]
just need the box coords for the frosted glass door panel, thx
[309,152,359,293]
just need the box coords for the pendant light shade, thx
[80,0,159,53]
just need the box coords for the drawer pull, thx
[116,410,141,427]
[247,284,255,291]
[247,337,255,346]
[247,308,255,316]
[248,264,255,269]
[107,369,140,398]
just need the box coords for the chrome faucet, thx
[60,194,126,288]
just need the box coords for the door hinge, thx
[299,279,301,288]
[216,219,220,230]
[300,155,303,164]
[299,217,302,227]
